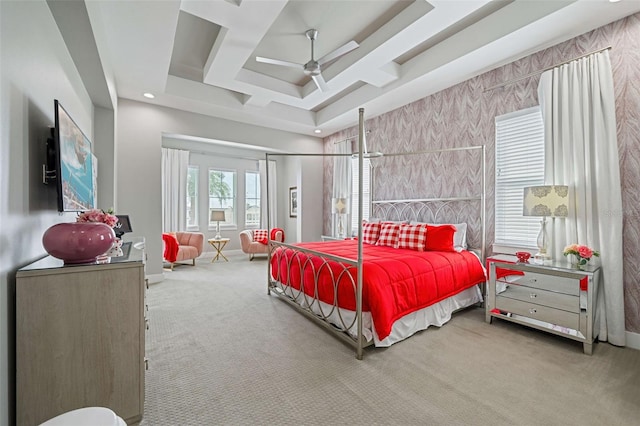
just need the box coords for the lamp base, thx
[533,252,550,265]
[213,234,222,240]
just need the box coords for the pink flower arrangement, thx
[563,243,600,267]
[77,209,119,228]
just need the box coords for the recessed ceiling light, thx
[609,0,621,3]
[143,92,155,99]
[314,129,322,134]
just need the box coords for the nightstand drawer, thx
[498,270,579,296]
[496,296,580,330]
[499,284,579,313]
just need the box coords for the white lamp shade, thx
[210,209,226,222]
[523,185,569,218]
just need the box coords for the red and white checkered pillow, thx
[397,223,428,251]
[253,229,269,244]
[376,222,401,248]
[362,221,381,245]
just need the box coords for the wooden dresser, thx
[16,242,146,425]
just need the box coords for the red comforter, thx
[271,240,486,340]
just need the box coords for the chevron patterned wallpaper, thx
[323,13,640,334]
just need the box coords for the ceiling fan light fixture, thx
[255,28,358,93]
[303,61,321,76]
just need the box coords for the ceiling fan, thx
[256,29,359,93]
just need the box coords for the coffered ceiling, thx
[85,0,640,137]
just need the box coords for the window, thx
[186,165,198,227]
[209,169,236,226]
[350,157,371,233]
[494,106,545,247]
[245,171,260,227]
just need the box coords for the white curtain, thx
[538,50,625,346]
[259,159,277,229]
[161,148,189,232]
[332,141,352,236]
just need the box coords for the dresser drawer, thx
[496,296,580,330]
[500,284,579,313]
[498,270,579,296]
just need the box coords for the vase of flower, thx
[42,222,116,264]
[42,208,120,264]
[564,244,599,270]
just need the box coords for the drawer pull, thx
[529,308,537,314]
[146,319,150,330]
[529,293,537,298]
[145,358,149,370]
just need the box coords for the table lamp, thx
[523,185,569,263]
[332,197,349,239]
[210,209,226,240]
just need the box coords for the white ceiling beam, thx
[201,0,288,82]
[360,62,401,88]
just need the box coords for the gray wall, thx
[0,2,97,424]
[115,100,324,279]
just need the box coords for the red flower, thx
[577,245,593,259]
[77,209,118,228]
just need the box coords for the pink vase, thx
[42,222,116,265]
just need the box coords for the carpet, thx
[141,251,640,425]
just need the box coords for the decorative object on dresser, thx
[522,185,569,263]
[515,251,531,263]
[210,209,226,240]
[485,254,601,354]
[16,243,147,425]
[114,214,133,238]
[563,243,600,270]
[42,222,116,265]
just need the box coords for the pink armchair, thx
[163,231,204,270]
[239,229,284,260]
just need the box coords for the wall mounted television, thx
[46,99,97,212]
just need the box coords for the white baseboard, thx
[146,273,164,284]
[626,331,640,350]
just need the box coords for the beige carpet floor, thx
[141,251,640,425]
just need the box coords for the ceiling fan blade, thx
[256,56,303,69]
[312,74,329,92]
[317,40,359,66]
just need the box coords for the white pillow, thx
[410,221,468,252]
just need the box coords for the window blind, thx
[495,106,545,247]
[350,157,371,233]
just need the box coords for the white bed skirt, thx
[279,284,483,347]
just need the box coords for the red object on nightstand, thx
[486,255,525,280]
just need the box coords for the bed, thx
[270,237,485,341]
[266,108,486,359]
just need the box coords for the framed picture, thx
[289,186,298,218]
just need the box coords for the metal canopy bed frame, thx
[265,108,486,359]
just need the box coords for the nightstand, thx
[485,255,601,354]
